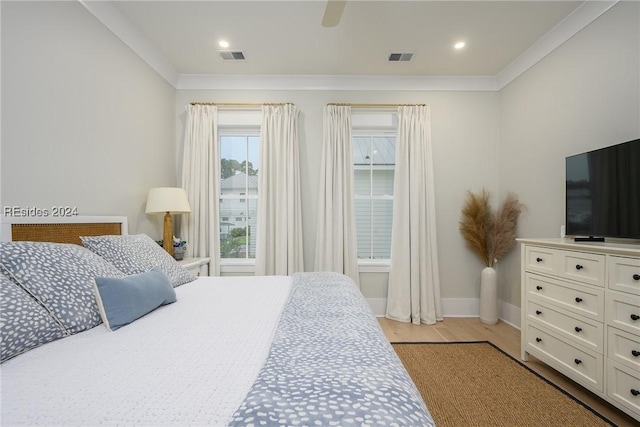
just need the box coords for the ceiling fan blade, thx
[321,0,346,28]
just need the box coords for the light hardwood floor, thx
[378,317,639,427]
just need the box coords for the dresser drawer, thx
[528,300,603,354]
[606,359,640,417]
[520,239,640,420]
[526,274,604,322]
[558,250,605,287]
[607,326,640,372]
[525,246,557,275]
[608,255,640,295]
[526,324,603,392]
[606,292,640,336]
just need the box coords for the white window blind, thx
[352,111,397,260]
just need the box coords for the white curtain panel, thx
[314,105,360,286]
[180,104,221,275]
[255,104,304,275]
[386,105,442,325]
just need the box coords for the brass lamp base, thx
[163,212,174,257]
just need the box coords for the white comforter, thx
[0,276,292,426]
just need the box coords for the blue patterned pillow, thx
[0,242,125,335]
[81,234,195,288]
[94,267,177,331]
[0,273,67,362]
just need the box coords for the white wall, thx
[498,1,640,308]
[1,1,176,237]
[176,1,639,313]
[176,90,500,303]
[4,1,636,319]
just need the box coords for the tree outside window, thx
[219,134,259,259]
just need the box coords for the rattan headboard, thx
[0,216,128,245]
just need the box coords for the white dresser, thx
[519,238,640,421]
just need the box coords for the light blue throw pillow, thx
[93,267,177,331]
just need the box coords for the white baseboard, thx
[368,297,521,329]
[441,298,479,317]
[367,298,388,317]
[499,300,521,329]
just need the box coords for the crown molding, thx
[81,0,618,92]
[496,0,619,90]
[78,0,180,87]
[176,74,498,91]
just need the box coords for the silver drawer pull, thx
[574,326,582,333]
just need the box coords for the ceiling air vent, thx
[218,51,246,61]
[388,52,413,62]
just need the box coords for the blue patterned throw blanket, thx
[228,272,435,427]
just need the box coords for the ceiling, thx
[83,1,617,89]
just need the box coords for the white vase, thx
[479,266,498,325]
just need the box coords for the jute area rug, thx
[392,341,614,427]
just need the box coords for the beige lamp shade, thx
[146,187,191,257]
[145,187,191,215]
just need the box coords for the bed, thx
[0,216,434,426]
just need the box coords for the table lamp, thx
[145,187,191,257]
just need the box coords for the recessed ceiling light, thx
[219,40,230,48]
[454,41,465,50]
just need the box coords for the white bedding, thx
[0,275,292,426]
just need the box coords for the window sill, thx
[358,261,390,273]
[220,259,255,274]
[219,261,387,274]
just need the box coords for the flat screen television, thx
[565,138,640,241]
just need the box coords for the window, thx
[219,132,259,260]
[353,134,396,260]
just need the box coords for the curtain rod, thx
[327,103,426,108]
[190,102,293,107]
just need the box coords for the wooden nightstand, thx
[178,257,210,277]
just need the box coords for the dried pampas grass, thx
[459,189,524,267]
